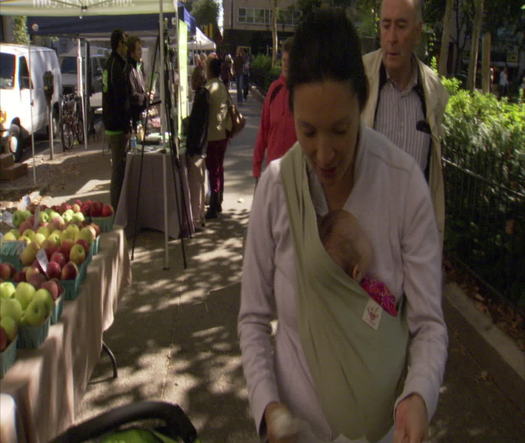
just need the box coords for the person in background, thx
[127,35,147,132]
[103,29,131,210]
[233,47,246,105]
[221,53,233,89]
[362,0,448,241]
[243,51,251,100]
[186,65,210,231]
[239,9,447,443]
[499,66,509,97]
[252,37,296,182]
[205,58,232,219]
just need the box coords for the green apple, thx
[37,225,51,238]
[62,209,74,223]
[0,282,16,299]
[13,209,31,228]
[33,233,47,247]
[71,212,85,224]
[32,289,53,318]
[38,211,50,224]
[21,298,49,326]
[22,229,36,242]
[0,316,18,340]
[3,230,18,241]
[78,226,95,244]
[69,244,86,265]
[20,241,39,266]
[0,297,23,322]
[14,282,36,309]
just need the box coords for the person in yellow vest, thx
[362,0,448,242]
[239,9,447,443]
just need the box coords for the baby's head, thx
[319,210,373,282]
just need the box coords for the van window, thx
[61,56,77,74]
[0,53,15,89]
[19,56,32,89]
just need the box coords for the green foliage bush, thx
[442,79,525,306]
[250,54,281,94]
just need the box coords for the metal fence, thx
[443,153,525,307]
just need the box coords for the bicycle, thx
[60,93,84,151]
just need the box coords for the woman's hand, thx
[393,394,428,443]
[264,402,299,443]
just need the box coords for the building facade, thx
[221,0,299,55]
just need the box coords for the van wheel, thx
[9,124,24,162]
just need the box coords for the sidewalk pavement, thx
[3,87,523,441]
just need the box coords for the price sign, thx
[18,195,31,210]
[36,248,49,277]
[1,211,14,227]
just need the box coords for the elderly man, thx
[362,0,448,240]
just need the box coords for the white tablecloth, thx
[115,151,193,239]
[0,228,131,443]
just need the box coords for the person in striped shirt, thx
[362,0,448,241]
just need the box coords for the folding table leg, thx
[102,341,118,379]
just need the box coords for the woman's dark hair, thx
[287,9,368,111]
[110,29,126,52]
[127,35,141,57]
[208,57,222,78]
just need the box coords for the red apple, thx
[75,238,90,254]
[59,240,75,261]
[46,261,62,280]
[50,251,67,269]
[27,272,46,289]
[0,263,15,280]
[61,262,78,280]
[101,204,114,217]
[25,265,41,281]
[13,270,26,283]
[89,223,101,236]
[91,202,103,217]
[40,279,60,300]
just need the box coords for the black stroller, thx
[51,401,199,443]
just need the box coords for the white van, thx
[0,43,62,161]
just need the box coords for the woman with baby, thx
[238,9,447,443]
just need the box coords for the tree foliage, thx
[190,0,219,29]
[13,16,30,45]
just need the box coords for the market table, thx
[114,151,193,239]
[0,228,132,443]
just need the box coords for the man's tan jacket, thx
[362,49,448,239]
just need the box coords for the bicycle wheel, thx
[74,97,85,144]
[61,116,74,151]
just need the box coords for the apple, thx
[33,289,53,317]
[46,261,62,280]
[78,226,95,244]
[21,298,49,326]
[42,240,59,260]
[25,265,41,281]
[38,211,50,224]
[90,201,103,217]
[37,225,51,238]
[33,233,46,247]
[14,282,36,309]
[27,272,46,290]
[62,209,74,223]
[0,326,8,351]
[101,204,114,217]
[3,230,18,242]
[89,223,101,237]
[0,297,23,322]
[50,251,67,268]
[13,209,31,228]
[71,212,85,224]
[61,262,78,280]
[13,271,26,283]
[0,281,16,299]
[75,239,90,255]
[0,263,15,281]
[69,244,86,265]
[0,317,17,341]
[81,201,92,216]
[72,203,81,213]
[59,240,74,261]
[20,242,39,266]
[50,215,66,231]
[40,279,60,300]
[22,229,36,242]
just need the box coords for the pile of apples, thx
[0,280,60,351]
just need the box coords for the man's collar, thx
[380,55,419,93]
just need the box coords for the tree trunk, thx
[467,0,484,91]
[271,0,279,68]
[481,32,491,94]
[438,0,453,76]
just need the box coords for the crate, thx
[0,336,17,378]
[91,215,114,233]
[51,295,64,324]
[18,316,51,349]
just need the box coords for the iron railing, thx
[443,153,525,307]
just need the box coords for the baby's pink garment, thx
[360,276,398,316]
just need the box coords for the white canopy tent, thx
[1,0,182,269]
[188,26,215,51]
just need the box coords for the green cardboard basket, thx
[18,316,51,349]
[0,336,18,378]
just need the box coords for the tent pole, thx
[78,38,88,150]
[159,0,170,269]
[28,40,36,185]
